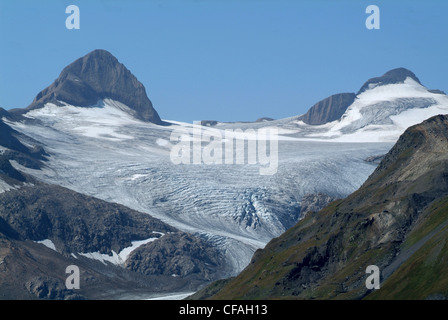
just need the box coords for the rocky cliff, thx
[20,49,163,124]
[299,93,356,125]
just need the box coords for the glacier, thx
[5,78,448,276]
[5,101,390,275]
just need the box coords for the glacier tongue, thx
[8,100,395,274]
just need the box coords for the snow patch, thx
[23,99,142,141]
[0,179,12,193]
[0,178,18,194]
[35,239,57,252]
[78,235,162,266]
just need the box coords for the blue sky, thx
[1,0,447,122]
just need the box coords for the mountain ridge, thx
[357,67,422,95]
[13,49,163,125]
[298,67,446,127]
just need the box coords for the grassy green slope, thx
[367,196,448,300]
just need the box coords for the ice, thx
[9,100,394,275]
[35,239,57,251]
[33,235,160,265]
[146,292,196,300]
[301,78,448,142]
[78,236,161,266]
[390,104,448,130]
[78,251,122,266]
[9,87,448,275]
[0,179,14,194]
[23,99,141,141]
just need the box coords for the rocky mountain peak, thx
[299,68,430,126]
[357,67,422,95]
[26,49,163,124]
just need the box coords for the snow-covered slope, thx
[292,77,448,142]
[0,177,15,194]
[5,71,448,276]
[5,99,391,274]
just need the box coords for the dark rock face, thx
[0,183,176,255]
[26,49,163,124]
[256,117,274,122]
[428,89,446,95]
[364,154,385,164]
[0,155,25,182]
[0,119,30,155]
[125,232,227,281]
[200,120,218,127]
[357,67,421,95]
[25,277,85,300]
[299,193,337,217]
[0,118,47,183]
[0,107,10,119]
[0,180,229,298]
[299,93,356,125]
